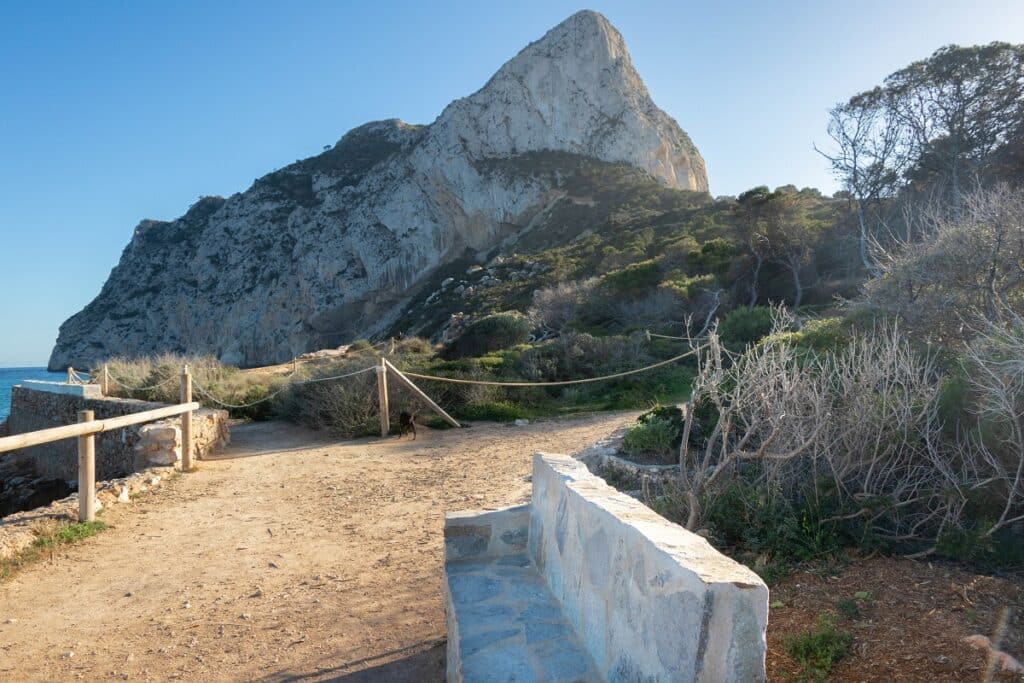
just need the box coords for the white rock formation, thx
[49,10,707,369]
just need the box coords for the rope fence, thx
[191,366,377,409]
[392,347,700,387]
[68,368,92,384]
[73,334,701,414]
[107,373,179,392]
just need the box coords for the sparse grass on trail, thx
[784,613,853,682]
[0,520,108,582]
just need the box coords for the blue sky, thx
[1,1,1022,366]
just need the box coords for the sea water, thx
[0,367,66,421]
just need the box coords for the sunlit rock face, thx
[49,10,707,369]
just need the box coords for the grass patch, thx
[39,520,108,547]
[751,559,792,587]
[784,614,853,681]
[835,598,861,620]
[0,519,109,582]
[453,400,533,422]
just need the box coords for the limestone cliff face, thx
[49,10,708,369]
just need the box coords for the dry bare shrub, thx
[675,311,1020,554]
[517,331,649,382]
[610,288,685,329]
[95,353,281,418]
[860,184,1024,345]
[528,278,597,333]
[815,327,962,548]
[960,313,1024,536]
[678,322,828,529]
[274,358,380,436]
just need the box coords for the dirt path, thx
[0,413,635,682]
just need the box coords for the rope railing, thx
[191,365,377,409]
[67,368,92,384]
[393,346,701,387]
[74,333,699,424]
[99,340,700,407]
[106,373,179,392]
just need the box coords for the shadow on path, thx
[205,421,339,460]
[259,640,446,682]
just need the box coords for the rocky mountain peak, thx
[49,11,708,370]
[427,10,706,191]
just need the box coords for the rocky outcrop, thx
[49,10,707,369]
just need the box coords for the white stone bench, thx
[443,453,768,682]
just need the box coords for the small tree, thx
[763,190,824,309]
[735,187,773,307]
[816,97,904,271]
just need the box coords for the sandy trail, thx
[0,413,635,682]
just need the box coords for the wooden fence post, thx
[101,364,110,395]
[180,365,194,471]
[377,357,390,437]
[383,360,461,428]
[67,367,74,384]
[77,410,95,522]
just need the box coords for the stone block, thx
[146,446,181,466]
[138,424,180,443]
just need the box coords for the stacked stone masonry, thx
[7,385,229,480]
[444,453,768,683]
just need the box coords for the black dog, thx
[398,411,417,440]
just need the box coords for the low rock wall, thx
[6,386,229,481]
[529,453,768,682]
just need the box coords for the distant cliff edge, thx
[49,10,707,370]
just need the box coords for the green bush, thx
[784,614,852,680]
[796,317,848,352]
[702,480,845,563]
[658,274,714,302]
[690,237,742,277]
[718,306,775,348]
[444,313,531,359]
[762,317,848,355]
[935,521,1024,570]
[623,417,677,463]
[600,260,663,295]
[835,598,861,620]
[454,400,531,422]
[39,520,108,547]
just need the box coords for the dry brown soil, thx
[768,555,1024,682]
[0,413,637,682]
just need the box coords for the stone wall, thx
[528,453,768,682]
[7,385,229,481]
